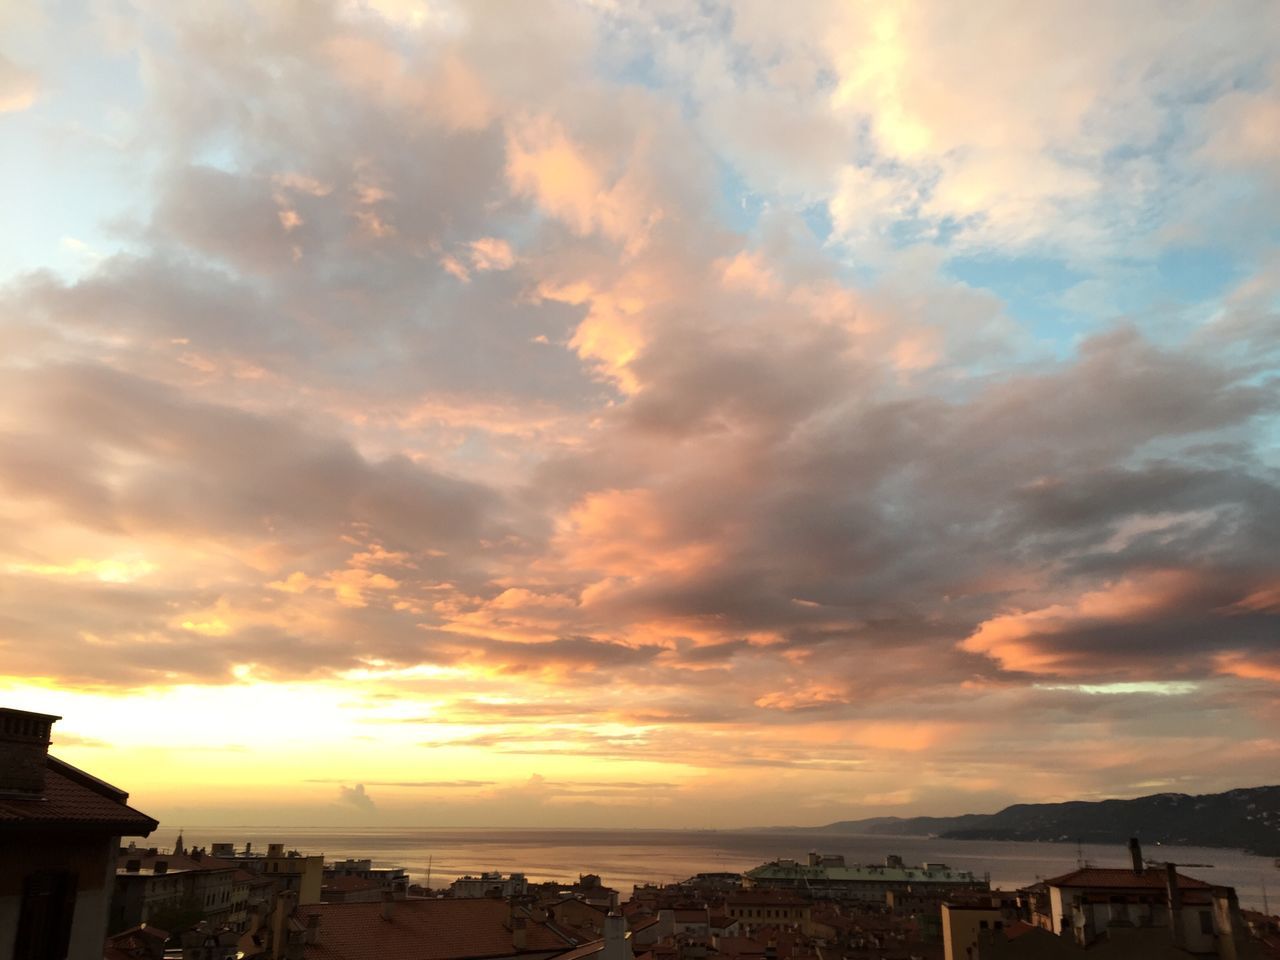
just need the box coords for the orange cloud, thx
[717,251,780,298]
[269,567,400,608]
[754,685,849,711]
[849,722,948,753]
[506,115,664,254]
[960,570,1200,675]
[552,489,719,583]
[506,117,603,235]
[1214,653,1280,683]
[469,237,515,271]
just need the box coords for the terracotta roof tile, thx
[0,757,157,834]
[298,898,574,960]
[713,937,766,957]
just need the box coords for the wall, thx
[263,856,323,905]
[0,832,119,960]
[1176,904,1216,955]
[942,904,1004,960]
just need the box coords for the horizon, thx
[3,1,1279,830]
[95,781,1280,834]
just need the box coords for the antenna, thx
[426,854,433,892]
[1263,876,1269,918]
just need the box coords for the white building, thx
[451,872,530,898]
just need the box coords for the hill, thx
[812,786,1280,856]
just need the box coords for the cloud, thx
[2,0,1279,821]
[337,783,376,811]
[0,53,37,113]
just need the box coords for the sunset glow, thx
[2,1,1279,829]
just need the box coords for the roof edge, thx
[48,755,131,802]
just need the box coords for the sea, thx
[148,826,1279,913]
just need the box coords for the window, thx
[13,871,78,960]
[1200,912,1214,935]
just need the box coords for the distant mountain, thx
[809,786,1280,857]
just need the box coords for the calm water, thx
[151,826,1279,913]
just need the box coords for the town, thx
[4,708,1279,960]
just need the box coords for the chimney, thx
[305,913,321,945]
[1128,838,1143,874]
[512,916,527,951]
[0,708,59,797]
[273,890,297,959]
[381,891,394,921]
[1165,863,1184,949]
[1212,887,1244,960]
[603,913,631,960]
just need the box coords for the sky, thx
[1,0,1278,830]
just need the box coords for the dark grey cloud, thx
[0,363,498,544]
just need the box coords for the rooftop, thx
[1042,867,1213,890]
[295,898,574,960]
[117,850,241,877]
[0,756,157,835]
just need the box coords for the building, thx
[452,872,531,899]
[319,877,386,904]
[535,914,631,960]
[943,899,1019,960]
[724,893,812,935]
[744,852,985,901]
[110,847,246,933]
[203,841,324,906]
[104,923,169,960]
[179,922,241,960]
[543,898,611,939]
[324,860,409,899]
[261,845,324,905]
[627,912,674,950]
[1019,840,1260,958]
[0,707,158,960]
[669,908,709,941]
